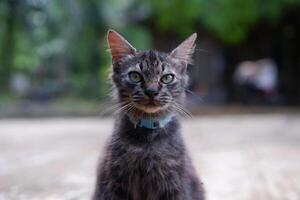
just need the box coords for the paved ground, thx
[0,114,299,200]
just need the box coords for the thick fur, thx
[93,115,204,200]
[93,30,204,200]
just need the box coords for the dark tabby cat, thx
[93,30,204,200]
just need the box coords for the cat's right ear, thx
[168,33,197,64]
[107,30,136,62]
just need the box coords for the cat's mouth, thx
[136,104,167,114]
[133,100,168,113]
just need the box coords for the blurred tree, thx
[0,0,18,88]
[0,0,299,103]
[146,0,300,43]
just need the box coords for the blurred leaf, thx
[147,0,300,43]
[120,26,153,49]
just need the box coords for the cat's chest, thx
[111,136,183,172]
[108,137,185,200]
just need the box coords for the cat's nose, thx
[145,87,159,98]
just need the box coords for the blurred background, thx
[0,1,300,200]
[0,0,299,117]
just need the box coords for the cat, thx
[92,30,205,200]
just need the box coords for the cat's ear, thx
[169,33,197,64]
[107,29,136,62]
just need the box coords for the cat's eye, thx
[129,71,142,83]
[161,74,175,84]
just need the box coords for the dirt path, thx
[0,115,299,200]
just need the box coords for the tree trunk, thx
[0,0,18,89]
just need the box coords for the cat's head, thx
[107,30,196,117]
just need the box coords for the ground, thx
[0,114,299,200]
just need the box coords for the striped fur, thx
[93,30,204,200]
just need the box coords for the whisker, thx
[171,102,192,118]
[184,89,204,102]
[123,104,135,115]
[194,48,210,54]
[109,101,131,114]
[113,102,133,115]
[176,103,192,118]
[171,106,186,117]
[174,107,191,118]
[100,103,124,116]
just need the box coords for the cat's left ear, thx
[168,33,197,65]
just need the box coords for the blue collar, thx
[127,114,174,129]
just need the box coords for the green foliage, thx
[120,26,153,49]
[14,31,39,71]
[199,0,259,44]
[146,0,201,35]
[0,0,299,98]
[148,0,300,43]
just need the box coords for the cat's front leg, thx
[92,184,111,200]
[93,183,132,200]
[158,189,185,200]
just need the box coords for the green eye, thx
[161,74,175,84]
[129,71,142,83]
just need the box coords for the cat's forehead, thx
[130,50,173,72]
